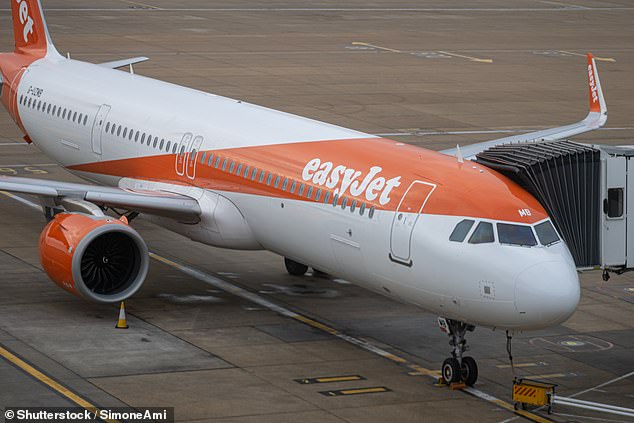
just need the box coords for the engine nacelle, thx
[39,212,149,303]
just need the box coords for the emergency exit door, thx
[91,104,111,156]
[389,180,436,266]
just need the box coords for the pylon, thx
[115,301,129,329]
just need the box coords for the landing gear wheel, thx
[441,358,461,383]
[284,258,308,276]
[461,356,478,386]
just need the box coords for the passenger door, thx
[186,135,204,180]
[175,132,193,176]
[91,104,111,157]
[389,180,436,266]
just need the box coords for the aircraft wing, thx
[441,54,607,160]
[0,176,201,222]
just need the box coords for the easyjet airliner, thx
[0,0,608,385]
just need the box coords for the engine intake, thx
[39,213,149,302]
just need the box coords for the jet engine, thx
[39,212,149,303]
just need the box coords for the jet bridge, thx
[475,140,634,277]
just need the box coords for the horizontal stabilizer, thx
[98,56,149,69]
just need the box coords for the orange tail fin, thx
[11,0,57,56]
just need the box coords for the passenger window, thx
[37,100,41,111]
[200,152,206,164]
[135,131,139,142]
[449,219,475,242]
[497,223,537,246]
[298,184,305,196]
[606,188,624,218]
[83,115,88,125]
[73,111,77,122]
[172,143,177,154]
[215,156,221,168]
[274,175,280,188]
[153,137,158,148]
[369,206,375,219]
[52,105,56,115]
[122,128,127,138]
[332,193,339,206]
[47,104,52,114]
[251,168,258,180]
[306,186,313,199]
[469,222,495,244]
[282,177,288,191]
[535,220,560,246]
[207,153,214,166]
[105,122,110,133]
[324,191,331,204]
[166,140,171,152]
[141,133,146,144]
[350,199,356,212]
[360,202,366,216]
[117,126,121,136]
[128,130,133,141]
[259,170,266,183]
[243,166,249,178]
[236,163,242,175]
[160,139,165,150]
[266,173,272,185]
[229,161,235,173]
[315,188,322,202]
[341,197,348,209]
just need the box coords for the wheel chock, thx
[434,377,448,387]
[450,382,466,390]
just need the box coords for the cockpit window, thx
[497,223,537,246]
[449,219,475,242]
[535,220,560,246]
[468,222,494,244]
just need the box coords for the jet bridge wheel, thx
[284,257,308,276]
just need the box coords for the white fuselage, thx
[14,54,580,330]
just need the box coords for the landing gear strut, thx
[438,317,478,386]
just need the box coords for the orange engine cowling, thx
[39,212,149,303]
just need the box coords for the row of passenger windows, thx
[104,121,178,154]
[197,151,376,219]
[449,219,560,247]
[20,95,89,126]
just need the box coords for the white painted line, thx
[374,127,634,137]
[0,191,41,210]
[0,143,28,146]
[0,164,57,168]
[569,371,634,398]
[2,7,634,11]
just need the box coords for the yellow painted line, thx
[351,42,402,53]
[491,398,554,423]
[0,346,120,423]
[340,387,388,395]
[316,376,362,383]
[559,50,615,62]
[496,362,547,369]
[527,373,568,379]
[437,50,493,63]
[294,315,339,336]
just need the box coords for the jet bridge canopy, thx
[475,140,633,273]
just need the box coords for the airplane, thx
[0,0,608,386]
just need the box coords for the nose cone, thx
[515,260,580,328]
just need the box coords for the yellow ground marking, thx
[526,373,568,379]
[294,315,339,335]
[339,387,388,395]
[491,398,554,423]
[351,42,402,53]
[0,346,120,423]
[496,362,547,369]
[437,51,493,63]
[316,376,363,383]
[559,50,616,62]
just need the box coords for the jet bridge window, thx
[497,223,537,246]
[606,188,624,218]
[535,220,560,246]
[469,222,494,244]
[449,219,475,242]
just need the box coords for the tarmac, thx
[1,0,633,422]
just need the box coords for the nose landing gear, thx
[438,317,478,386]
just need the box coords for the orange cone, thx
[115,301,129,329]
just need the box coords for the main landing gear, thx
[438,317,478,386]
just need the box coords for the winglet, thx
[587,53,607,117]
